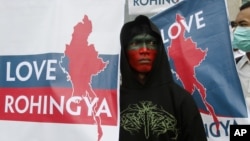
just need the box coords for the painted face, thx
[127,34,158,73]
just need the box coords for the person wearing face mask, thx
[231,21,245,60]
[119,15,207,141]
[232,1,250,111]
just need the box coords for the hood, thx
[120,15,174,89]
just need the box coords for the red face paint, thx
[127,34,158,73]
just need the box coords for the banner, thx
[151,0,250,140]
[0,0,124,141]
[128,0,183,15]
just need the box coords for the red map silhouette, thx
[63,15,108,141]
[168,14,219,130]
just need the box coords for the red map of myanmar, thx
[168,14,219,129]
[61,15,108,141]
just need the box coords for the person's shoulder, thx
[234,49,245,61]
[235,55,243,64]
[169,83,200,106]
[170,83,193,98]
[236,54,249,69]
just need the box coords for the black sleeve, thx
[179,94,208,141]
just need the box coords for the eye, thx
[127,40,141,50]
[146,40,158,49]
[238,23,247,27]
[148,40,157,46]
[129,41,138,46]
[238,21,249,27]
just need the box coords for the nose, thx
[139,43,149,53]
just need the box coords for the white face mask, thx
[232,26,250,52]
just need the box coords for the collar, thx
[238,54,250,69]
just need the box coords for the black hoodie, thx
[119,15,207,141]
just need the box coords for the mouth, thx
[139,59,151,63]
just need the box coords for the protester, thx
[119,15,207,141]
[233,1,250,110]
[231,21,245,60]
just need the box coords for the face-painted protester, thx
[119,15,207,141]
[233,1,250,111]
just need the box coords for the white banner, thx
[128,0,183,15]
[0,0,124,141]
